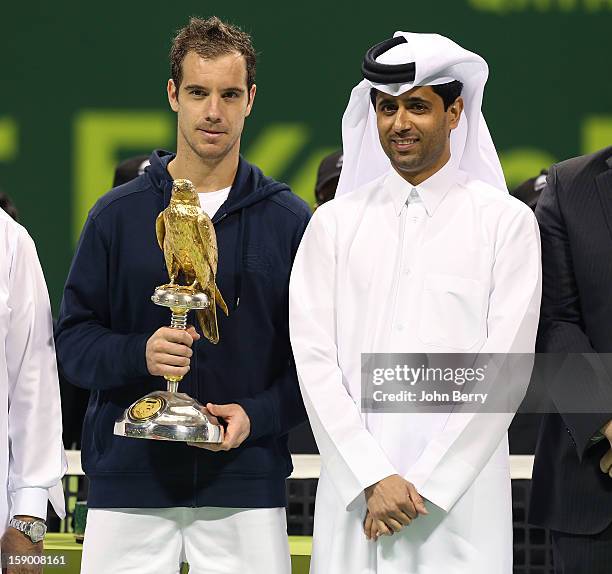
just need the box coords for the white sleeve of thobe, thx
[406,205,542,512]
[289,210,397,511]
[7,227,67,520]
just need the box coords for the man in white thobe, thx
[0,208,66,571]
[289,32,541,573]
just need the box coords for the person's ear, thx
[448,96,464,131]
[168,79,180,112]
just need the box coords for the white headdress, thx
[336,32,506,197]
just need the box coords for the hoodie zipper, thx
[193,209,227,505]
[192,347,199,507]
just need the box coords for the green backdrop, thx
[1,0,611,310]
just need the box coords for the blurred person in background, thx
[112,155,150,187]
[314,150,342,208]
[55,16,309,574]
[0,192,66,572]
[530,146,612,574]
[0,191,19,222]
[510,169,547,212]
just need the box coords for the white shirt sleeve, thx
[405,205,542,512]
[6,226,67,520]
[289,210,397,511]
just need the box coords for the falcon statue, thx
[155,178,229,343]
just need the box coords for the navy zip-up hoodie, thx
[55,150,311,509]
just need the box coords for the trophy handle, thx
[150,285,209,393]
[167,306,189,392]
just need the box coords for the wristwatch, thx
[8,517,47,543]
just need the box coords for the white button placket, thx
[391,188,426,346]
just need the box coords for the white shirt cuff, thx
[11,487,48,520]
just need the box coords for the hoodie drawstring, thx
[234,208,246,309]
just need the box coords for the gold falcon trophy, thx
[114,179,229,442]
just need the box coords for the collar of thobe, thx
[336,31,507,198]
[386,158,458,217]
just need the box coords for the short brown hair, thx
[170,16,256,91]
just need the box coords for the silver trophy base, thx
[114,390,223,443]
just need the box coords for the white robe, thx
[289,162,541,573]
[0,211,66,529]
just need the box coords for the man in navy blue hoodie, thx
[55,16,310,574]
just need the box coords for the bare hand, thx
[188,403,251,451]
[602,420,612,444]
[600,448,612,477]
[1,522,43,574]
[364,475,428,536]
[363,510,392,541]
[599,421,612,477]
[145,326,200,378]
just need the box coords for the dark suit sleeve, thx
[535,165,612,458]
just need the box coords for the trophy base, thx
[114,391,223,443]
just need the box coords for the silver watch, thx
[8,517,47,543]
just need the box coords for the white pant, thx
[80,507,291,574]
